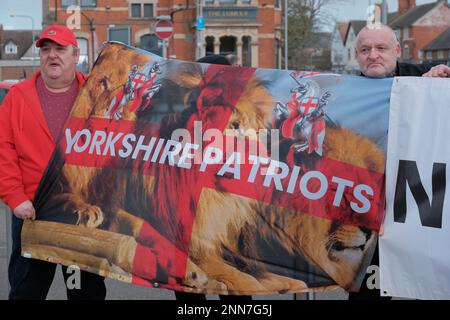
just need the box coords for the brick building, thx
[390,0,450,63]
[422,27,450,64]
[42,0,282,69]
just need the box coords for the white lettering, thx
[300,171,328,200]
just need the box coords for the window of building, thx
[219,0,237,4]
[403,27,409,39]
[219,36,236,56]
[130,3,154,18]
[241,0,252,4]
[426,51,432,60]
[242,36,252,67]
[418,50,423,61]
[62,0,96,7]
[205,0,214,4]
[347,48,351,61]
[80,0,96,6]
[275,0,280,8]
[143,4,153,17]
[76,38,89,73]
[437,50,444,60]
[108,26,131,45]
[61,0,76,6]
[448,50,450,59]
[131,4,141,17]
[5,41,18,54]
[403,45,409,60]
[139,34,162,56]
[394,29,401,41]
[205,36,215,56]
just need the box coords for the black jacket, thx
[360,62,435,77]
[396,62,435,76]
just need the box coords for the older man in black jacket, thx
[349,24,449,300]
[356,24,449,78]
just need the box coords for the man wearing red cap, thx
[0,25,106,300]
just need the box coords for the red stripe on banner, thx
[136,220,188,281]
[128,66,256,284]
[61,116,384,231]
[131,243,157,280]
[200,156,385,231]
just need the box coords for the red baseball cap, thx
[35,25,78,48]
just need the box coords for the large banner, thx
[381,77,450,299]
[23,42,390,295]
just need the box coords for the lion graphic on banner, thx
[23,43,383,295]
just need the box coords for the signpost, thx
[155,19,173,59]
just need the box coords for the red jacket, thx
[0,71,87,210]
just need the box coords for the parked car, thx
[0,80,19,105]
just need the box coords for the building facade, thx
[331,22,348,73]
[342,20,366,74]
[422,27,450,64]
[0,27,40,80]
[42,0,282,70]
[390,0,450,63]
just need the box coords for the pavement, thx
[0,202,347,300]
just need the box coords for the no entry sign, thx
[155,20,173,40]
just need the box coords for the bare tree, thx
[286,0,349,69]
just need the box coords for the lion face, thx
[226,78,274,134]
[297,214,375,289]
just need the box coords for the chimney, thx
[398,0,416,14]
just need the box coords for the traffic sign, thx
[196,16,205,31]
[155,20,173,40]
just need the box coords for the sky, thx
[330,0,440,24]
[0,0,440,31]
[0,0,43,30]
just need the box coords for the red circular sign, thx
[155,20,173,40]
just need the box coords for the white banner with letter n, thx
[381,77,450,299]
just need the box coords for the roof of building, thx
[388,12,398,23]
[390,2,437,29]
[350,20,367,36]
[0,29,35,60]
[343,20,366,44]
[423,27,450,50]
[337,22,349,41]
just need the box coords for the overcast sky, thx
[0,0,441,31]
[330,0,439,23]
[0,0,43,30]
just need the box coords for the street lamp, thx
[10,14,37,73]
